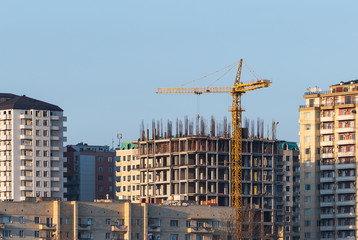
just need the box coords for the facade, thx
[115,142,140,203]
[0,198,235,240]
[137,134,300,239]
[299,80,358,240]
[64,143,116,201]
[0,94,66,201]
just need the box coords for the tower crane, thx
[156,59,271,239]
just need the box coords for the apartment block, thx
[0,94,66,201]
[115,142,140,203]
[64,143,116,201]
[0,198,235,240]
[299,80,358,240]
[137,133,300,239]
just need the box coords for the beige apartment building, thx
[115,142,140,203]
[299,80,358,240]
[0,197,235,240]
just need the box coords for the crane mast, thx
[156,59,271,239]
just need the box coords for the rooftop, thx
[0,95,62,111]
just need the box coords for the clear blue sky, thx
[1,1,357,146]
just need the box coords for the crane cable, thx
[175,61,240,87]
[207,63,238,87]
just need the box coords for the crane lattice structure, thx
[156,59,271,239]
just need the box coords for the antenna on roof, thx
[117,133,122,148]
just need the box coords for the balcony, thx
[51,156,60,161]
[321,153,334,158]
[336,127,355,133]
[20,155,33,160]
[320,226,335,231]
[0,156,11,161]
[19,165,33,171]
[0,223,4,229]
[336,163,356,169]
[336,114,355,120]
[0,135,11,140]
[336,176,356,182]
[111,225,128,232]
[336,188,355,194]
[20,124,32,130]
[20,185,33,191]
[20,114,32,119]
[50,136,59,141]
[78,224,91,231]
[51,126,59,131]
[51,166,60,171]
[39,224,56,231]
[20,176,33,181]
[320,177,334,183]
[187,226,214,234]
[50,116,59,120]
[51,177,60,181]
[320,189,334,195]
[0,176,12,181]
[63,126,67,132]
[20,134,32,140]
[320,164,334,170]
[321,129,334,134]
[320,214,334,219]
[0,124,11,130]
[51,146,60,151]
[336,212,356,218]
[336,225,355,231]
[51,187,60,191]
[336,139,355,145]
[336,200,355,206]
[321,116,334,122]
[337,152,355,158]
[321,141,334,146]
[320,202,334,207]
[20,145,33,150]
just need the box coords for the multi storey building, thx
[137,133,300,239]
[0,198,235,240]
[0,94,66,201]
[64,143,116,201]
[115,142,140,203]
[299,80,358,240]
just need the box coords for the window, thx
[36,181,41,187]
[44,171,48,177]
[43,120,48,126]
[286,176,290,182]
[285,216,290,222]
[98,167,103,172]
[123,186,126,191]
[186,220,190,228]
[34,231,40,237]
[304,172,311,179]
[305,196,311,203]
[305,112,310,119]
[98,186,103,191]
[36,150,41,157]
[106,233,111,239]
[305,185,311,191]
[170,234,178,240]
[3,230,11,237]
[34,217,39,224]
[19,216,24,224]
[305,124,311,130]
[136,219,140,226]
[43,130,48,136]
[305,148,310,154]
[43,140,48,147]
[19,230,24,237]
[305,160,311,167]
[185,234,190,240]
[286,186,290,192]
[43,151,48,157]
[44,181,48,187]
[108,167,112,172]
[304,220,311,227]
[65,218,70,224]
[108,157,112,162]
[304,232,311,239]
[196,235,203,240]
[285,226,290,232]
[304,136,310,143]
[2,216,11,223]
[305,208,311,215]
[170,220,178,227]
[98,176,103,181]
[87,218,92,225]
[108,176,112,182]
[36,140,41,147]
[43,161,48,167]
[98,156,103,162]
[286,166,290,171]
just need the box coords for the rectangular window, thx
[170,220,178,227]
[3,230,11,237]
[65,218,70,224]
[106,233,111,239]
[170,234,178,240]
[43,171,48,177]
[87,218,92,225]
[305,209,311,215]
[305,124,311,130]
[2,216,11,223]
[186,220,191,228]
[19,216,24,224]
[305,185,311,191]
[98,156,103,162]
[34,217,40,224]
[304,136,310,143]
[35,231,40,237]
[19,230,24,237]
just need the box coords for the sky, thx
[1,1,357,146]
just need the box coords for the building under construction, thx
[133,117,300,240]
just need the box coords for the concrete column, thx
[72,201,78,240]
[143,203,148,240]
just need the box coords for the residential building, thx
[0,94,66,201]
[64,143,116,201]
[299,80,358,239]
[115,142,140,203]
[0,197,235,240]
[136,124,300,239]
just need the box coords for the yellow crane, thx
[156,59,271,239]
